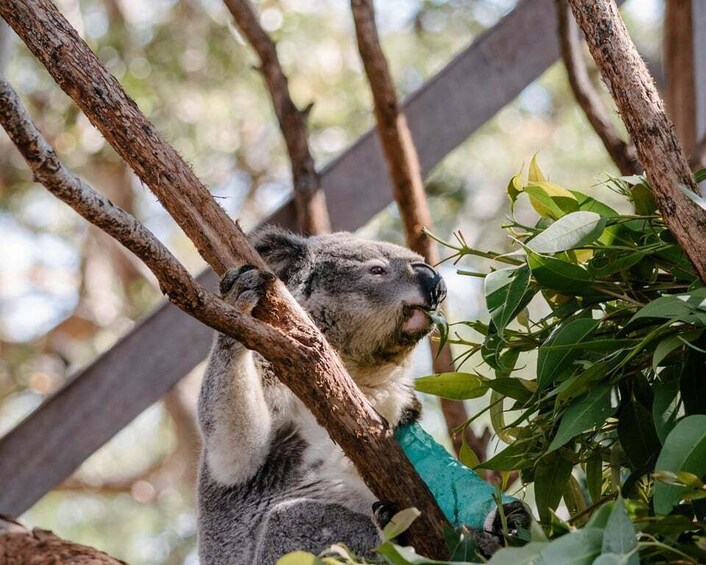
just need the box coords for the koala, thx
[196,228,525,564]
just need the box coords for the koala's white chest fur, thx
[283,359,415,514]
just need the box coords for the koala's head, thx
[253,227,446,365]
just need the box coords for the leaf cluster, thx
[420,159,706,563]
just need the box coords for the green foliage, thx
[419,162,706,563]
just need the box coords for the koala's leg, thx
[254,499,380,565]
[198,266,277,486]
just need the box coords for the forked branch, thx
[567,0,706,283]
[557,0,638,175]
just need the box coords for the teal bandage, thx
[394,422,512,530]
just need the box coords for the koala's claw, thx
[220,265,257,295]
[219,266,276,314]
[372,501,399,530]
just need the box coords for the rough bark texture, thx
[567,0,706,284]
[557,0,638,175]
[0,517,124,565]
[350,0,478,457]
[665,0,697,155]
[0,1,450,555]
[223,0,331,235]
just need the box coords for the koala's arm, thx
[198,335,273,486]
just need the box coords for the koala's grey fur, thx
[197,228,439,564]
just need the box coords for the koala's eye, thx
[369,265,387,275]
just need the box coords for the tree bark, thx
[567,0,706,284]
[0,517,124,564]
[0,1,450,555]
[350,0,480,458]
[664,0,697,156]
[557,0,638,175]
[223,0,331,235]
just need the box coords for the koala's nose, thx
[411,262,447,309]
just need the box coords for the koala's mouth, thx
[402,305,436,335]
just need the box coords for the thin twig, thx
[223,0,330,235]
[557,0,639,175]
[349,0,478,460]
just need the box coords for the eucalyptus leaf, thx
[534,452,573,523]
[548,385,614,452]
[382,508,421,543]
[618,398,660,470]
[477,441,536,472]
[537,317,600,389]
[536,528,603,565]
[528,251,593,294]
[601,497,638,563]
[414,372,489,400]
[275,552,324,565]
[586,452,604,504]
[488,542,546,564]
[486,377,536,402]
[525,184,579,219]
[526,212,605,254]
[653,379,681,443]
[654,415,706,514]
[484,266,532,336]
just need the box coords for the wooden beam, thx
[0,0,562,517]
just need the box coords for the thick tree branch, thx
[557,0,638,175]
[566,0,706,284]
[349,0,476,458]
[0,1,449,554]
[223,0,330,235]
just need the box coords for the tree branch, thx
[566,0,706,284]
[223,0,330,235]
[0,1,450,554]
[349,0,477,459]
[557,0,638,175]
[0,516,124,564]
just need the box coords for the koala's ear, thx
[251,227,309,284]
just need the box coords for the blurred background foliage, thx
[0,0,663,562]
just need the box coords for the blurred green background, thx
[0,0,662,562]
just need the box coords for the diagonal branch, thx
[0,0,450,555]
[557,0,638,175]
[566,0,706,284]
[0,77,288,363]
[223,0,330,235]
[349,0,481,460]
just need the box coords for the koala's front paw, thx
[473,500,531,557]
[486,500,531,538]
[371,501,400,530]
[220,265,276,314]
